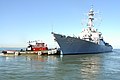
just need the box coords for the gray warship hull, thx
[53,33,112,54]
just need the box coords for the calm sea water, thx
[0,49,120,80]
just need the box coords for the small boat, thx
[2,40,60,55]
[2,50,16,54]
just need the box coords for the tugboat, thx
[2,40,60,55]
[52,7,113,54]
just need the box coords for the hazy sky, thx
[0,0,120,48]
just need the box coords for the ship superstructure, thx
[80,8,104,45]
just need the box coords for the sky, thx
[0,0,120,49]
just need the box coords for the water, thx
[0,49,120,80]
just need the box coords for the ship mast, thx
[87,6,94,28]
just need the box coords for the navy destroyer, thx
[52,7,113,54]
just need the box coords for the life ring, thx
[38,51,42,55]
[14,52,20,56]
